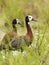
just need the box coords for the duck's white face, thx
[16,19,23,27]
[16,19,20,24]
[28,15,33,21]
[28,15,37,22]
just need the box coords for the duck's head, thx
[25,15,37,23]
[12,19,23,28]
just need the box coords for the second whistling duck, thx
[0,19,23,50]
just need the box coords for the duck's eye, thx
[28,16,33,21]
[29,17,31,18]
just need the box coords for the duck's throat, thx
[13,24,17,34]
[26,23,33,39]
[14,28,17,33]
[12,27,17,37]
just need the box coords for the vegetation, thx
[0,0,49,65]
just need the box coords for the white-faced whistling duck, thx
[0,19,23,50]
[9,15,37,51]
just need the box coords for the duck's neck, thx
[13,24,17,33]
[26,22,33,39]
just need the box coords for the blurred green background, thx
[0,0,49,65]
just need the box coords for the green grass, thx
[0,0,49,65]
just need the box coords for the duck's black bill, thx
[18,22,24,27]
[32,18,37,22]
